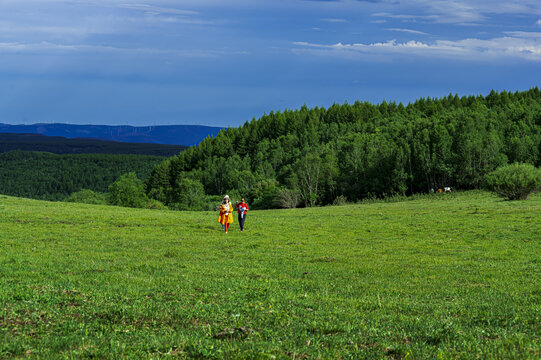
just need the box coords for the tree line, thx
[0,133,186,156]
[145,88,541,209]
[0,151,165,201]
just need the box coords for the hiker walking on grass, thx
[218,195,234,233]
[235,198,249,232]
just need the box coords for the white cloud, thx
[387,28,428,35]
[0,1,208,41]
[292,32,541,61]
[372,12,438,22]
[373,1,541,26]
[322,18,347,23]
[537,19,541,26]
[372,10,480,26]
[423,0,485,25]
[117,3,198,17]
[504,31,541,38]
[0,41,241,58]
[0,23,94,37]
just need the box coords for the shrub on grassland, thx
[108,172,150,208]
[484,163,541,200]
[65,189,107,205]
[332,195,348,206]
[275,188,300,209]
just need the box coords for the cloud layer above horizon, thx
[1,0,540,126]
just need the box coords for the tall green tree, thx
[108,172,149,208]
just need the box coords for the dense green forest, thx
[0,151,165,201]
[0,133,186,156]
[146,89,541,208]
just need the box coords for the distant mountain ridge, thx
[0,123,223,146]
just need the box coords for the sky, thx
[1,0,541,127]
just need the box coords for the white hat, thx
[224,195,229,199]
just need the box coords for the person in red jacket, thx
[235,198,249,232]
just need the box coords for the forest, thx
[0,151,165,201]
[0,133,186,156]
[145,88,541,209]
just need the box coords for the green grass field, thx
[0,191,539,359]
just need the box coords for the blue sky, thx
[1,0,541,127]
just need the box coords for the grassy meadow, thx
[0,191,539,359]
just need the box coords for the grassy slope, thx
[0,192,539,359]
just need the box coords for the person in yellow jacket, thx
[218,195,234,233]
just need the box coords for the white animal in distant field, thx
[444,187,452,193]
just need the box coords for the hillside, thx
[0,123,222,146]
[0,133,186,156]
[0,151,165,201]
[0,191,539,358]
[146,88,541,208]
